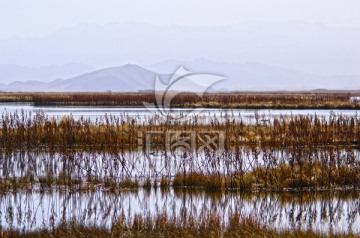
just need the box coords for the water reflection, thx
[0,190,359,234]
[1,149,359,182]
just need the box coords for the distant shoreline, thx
[0,91,360,109]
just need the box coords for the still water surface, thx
[0,103,359,124]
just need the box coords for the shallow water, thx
[0,189,359,234]
[0,103,359,124]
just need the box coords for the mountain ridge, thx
[0,59,359,92]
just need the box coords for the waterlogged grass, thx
[0,213,358,238]
[1,111,360,152]
[0,162,358,194]
[172,161,359,191]
[173,172,252,190]
[0,111,360,191]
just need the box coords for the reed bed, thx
[1,111,360,151]
[0,92,360,108]
[0,111,359,191]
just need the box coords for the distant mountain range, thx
[147,59,360,91]
[1,21,359,92]
[0,59,359,92]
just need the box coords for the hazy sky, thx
[1,0,360,39]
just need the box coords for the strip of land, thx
[1,91,360,109]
